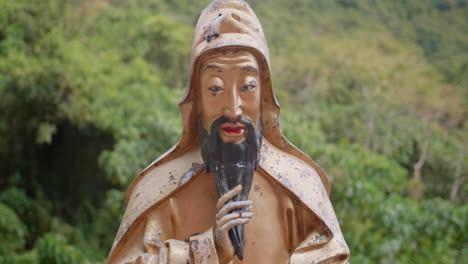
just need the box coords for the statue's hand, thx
[213,185,253,263]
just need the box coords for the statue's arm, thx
[109,215,220,264]
[110,210,219,264]
[137,228,219,264]
[289,233,350,264]
[110,186,249,264]
[286,200,350,264]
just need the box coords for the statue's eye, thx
[208,86,223,93]
[241,84,256,92]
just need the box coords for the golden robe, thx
[107,140,349,264]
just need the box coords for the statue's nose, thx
[223,87,243,120]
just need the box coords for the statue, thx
[107,1,350,263]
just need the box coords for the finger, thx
[240,211,253,218]
[217,200,252,219]
[220,218,250,233]
[218,211,253,227]
[216,185,243,211]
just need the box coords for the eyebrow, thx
[204,64,223,72]
[241,65,259,75]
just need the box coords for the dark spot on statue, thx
[191,240,199,250]
[205,33,220,42]
[153,161,161,167]
[260,191,263,196]
[179,162,205,186]
[190,232,201,238]
[254,184,260,192]
[218,13,222,17]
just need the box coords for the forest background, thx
[0,0,467,263]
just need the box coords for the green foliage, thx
[0,188,50,247]
[0,251,36,264]
[284,110,467,262]
[89,190,125,253]
[0,203,27,255]
[37,234,84,264]
[68,190,125,262]
[143,14,192,87]
[345,197,468,263]
[0,0,466,263]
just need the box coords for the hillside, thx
[0,0,466,263]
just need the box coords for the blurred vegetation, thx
[0,0,466,263]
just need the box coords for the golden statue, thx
[107,1,350,263]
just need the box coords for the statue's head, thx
[177,0,276,149]
[139,0,330,196]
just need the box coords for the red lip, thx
[222,126,244,134]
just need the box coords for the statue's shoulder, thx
[259,139,323,188]
[259,139,343,236]
[109,147,204,257]
[125,146,204,206]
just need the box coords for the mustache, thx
[209,115,256,142]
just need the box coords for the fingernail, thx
[242,212,253,218]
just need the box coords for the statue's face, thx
[200,49,261,143]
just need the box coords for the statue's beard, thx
[200,115,262,260]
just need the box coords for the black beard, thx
[200,115,262,260]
